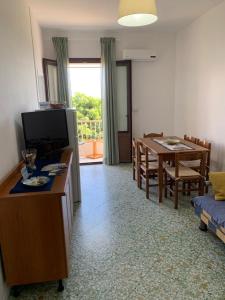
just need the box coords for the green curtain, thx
[101,37,119,165]
[52,37,70,107]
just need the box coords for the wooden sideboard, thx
[0,148,74,290]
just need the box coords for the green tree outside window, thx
[72,92,103,141]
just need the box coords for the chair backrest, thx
[175,151,206,178]
[197,139,211,169]
[143,132,163,138]
[132,138,137,158]
[137,141,149,167]
[184,134,199,144]
[137,141,145,160]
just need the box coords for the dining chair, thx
[137,141,160,199]
[132,138,157,180]
[181,135,201,194]
[164,151,206,209]
[197,140,211,193]
[184,134,200,144]
[132,138,137,180]
[181,138,211,193]
[143,132,163,162]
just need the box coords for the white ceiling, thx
[27,0,224,32]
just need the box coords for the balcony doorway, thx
[69,59,103,165]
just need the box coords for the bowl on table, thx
[165,138,180,145]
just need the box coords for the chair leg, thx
[57,280,64,292]
[174,181,179,209]
[139,173,142,190]
[164,172,167,198]
[205,178,209,194]
[187,182,191,196]
[137,167,141,188]
[182,182,186,195]
[199,179,204,196]
[146,174,149,199]
[205,172,209,193]
[170,183,173,197]
[132,164,135,180]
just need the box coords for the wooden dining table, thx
[137,136,209,203]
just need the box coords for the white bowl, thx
[166,139,180,145]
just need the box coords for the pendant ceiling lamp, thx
[118,0,158,27]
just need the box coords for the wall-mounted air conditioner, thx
[122,49,157,61]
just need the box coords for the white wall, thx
[174,0,225,170]
[42,29,176,137]
[0,0,40,297]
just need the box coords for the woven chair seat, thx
[180,160,200,168]
[140,161,159,171]
[133,155,158,162]
[165,166,200,179]
[147,154,158,162]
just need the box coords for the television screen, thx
[22,109,69,156]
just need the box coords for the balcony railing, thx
[77,120,103,162]
[77,120,103,142]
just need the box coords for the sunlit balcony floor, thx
[79,139,103,165]
[80,157,103,164]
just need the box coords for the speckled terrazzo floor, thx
[10,164,225,300]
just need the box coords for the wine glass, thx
[22,149,37,172]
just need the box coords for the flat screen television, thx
[22,109,69,157]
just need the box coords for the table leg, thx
[158,155,163,203]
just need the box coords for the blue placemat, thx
[10,155,61,194]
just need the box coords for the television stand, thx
[0,149,74,292]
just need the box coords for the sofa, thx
[193,195,225,244]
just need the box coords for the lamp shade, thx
[118,0,158,27]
